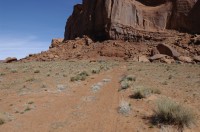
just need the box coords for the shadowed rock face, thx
[64,0,199,41]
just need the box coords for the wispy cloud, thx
[0,35,49,60]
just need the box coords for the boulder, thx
[178,56,193,63]
[157,44,180,58]
[193,56,200,62]
[190,35,200,45]
[64,0,199,41]
[4,57,17,63]
[83,35,93,46]
[138,56,150,63]
[149,54,167,61]
[160,58,175,64]
[50,38,64,48]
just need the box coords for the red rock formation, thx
[64,0,199,41]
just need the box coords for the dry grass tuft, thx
[152,98,196,130]
[71,71,89,81]
[132,86,161,99]
[118,99,131,115]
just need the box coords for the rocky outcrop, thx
[157,43,180,58]
[50,38,64,48]
[64,0,199,41]
[4,57,17,63]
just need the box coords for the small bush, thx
[118,100,131,115]
[92,69,100,74]
[47,73,50,77]
[119,75,136,91]
[0,118,5,125]
[132,87,161,99]
[57,84,66,92]
[34,69,40,73]
[0,73,5,76]
[24,107,31,112]
[120,75,136,83]
[11,69,17,73]
[26,77,35,82]
[120,81,129,90]
[28,101,34,104]
[71,71,89,82]
[152,98,196,129]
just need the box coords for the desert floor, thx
[0,60,199,132]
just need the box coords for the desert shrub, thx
[120,81,129,90]
[47,73,50,77]
[118,99,131,115]
[24,107,31,112]
[152,98,196,129]
[26,77,35,82]
[57,84,67,92]
[11,69,17,73]
[0,73,5,76]
[119,75,136,91]
[132,87,161,99]
[92,69,100,74]
[34,69,40,73]
[151,88,161,94]
[0,118,5,125]
[120,75,136,82]
[28,101,34,105]
[71,71,89,82]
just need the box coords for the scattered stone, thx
[193,56,200,62]
[149,54,167,61]
[160,58,175,64]
[138,56,150,63]
[178,56,193,63]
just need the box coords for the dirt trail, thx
[1,64,127,132]
[53,64,127,132]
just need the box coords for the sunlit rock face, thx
[64,0,199,41]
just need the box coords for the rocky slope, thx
[21,32,200,63]
[19,0,200,63]
[65,0,199,41]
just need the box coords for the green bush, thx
[119,75,136,91]
[71,71,89,82]
[152,98,196,129]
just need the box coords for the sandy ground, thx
[0,60,199,132]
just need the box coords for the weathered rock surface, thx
[178,56,193,63]
[138,56,150,63]
[64,0,199,41]
[149,54,167,61]
[50,38,64,48]
[193,56,200,62]
[157,43,180,58]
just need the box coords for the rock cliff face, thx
[64,0,199,41]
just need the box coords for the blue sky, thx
[0,0,81,60]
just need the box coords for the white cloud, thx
[0,35,49,60]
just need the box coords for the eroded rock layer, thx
[64,0,199,41]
